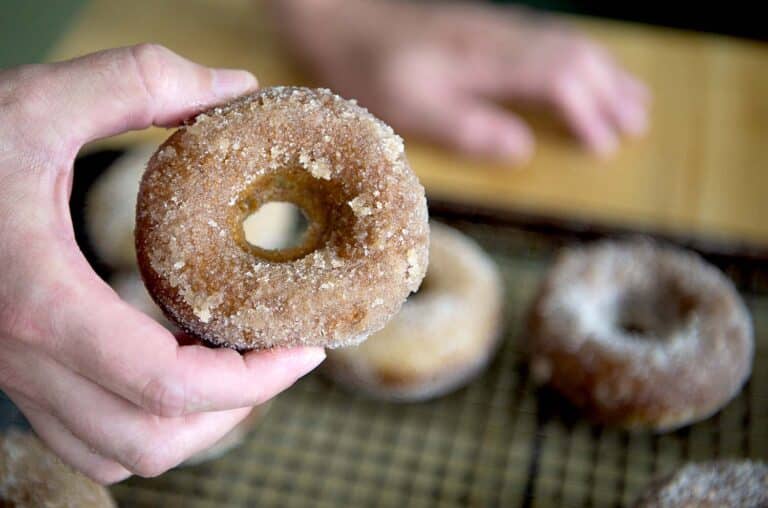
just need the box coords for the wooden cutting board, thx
[49,0,768,249]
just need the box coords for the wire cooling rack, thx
[102,216,767,508]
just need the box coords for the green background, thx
[0,0,84,68]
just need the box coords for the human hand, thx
[271,0,649,163]
[0,44,325,483]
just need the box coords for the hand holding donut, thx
[270,0,649,162]
[0,45,325,484]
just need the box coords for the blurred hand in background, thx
[270,0,649,163]
[0,44,325,483]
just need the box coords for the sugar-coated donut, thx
[182,402,271,466]
[136,87,429,350]
[528,240,753,431]
[324,222,503,401]
[0,431,115,507]
[633,461,768,507]
[87,144,297,270]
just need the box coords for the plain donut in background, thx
[324,222,504,401]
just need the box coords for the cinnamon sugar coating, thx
[324,222,503,401]
[633,461,768,507]
[0,431,115,507]
[528,240,753,431]
[87,144,296,270]
[136,87,429,350]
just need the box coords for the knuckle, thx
[126,443,174,478]
[122,428,176,477]
[129,43,173,68]
[566,40,602,71]
[141,376,186,417]
[0,65,53,141]
[127,43,176,98]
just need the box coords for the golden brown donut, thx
[528,240,753,431]
[87,144,298,270]
[136,87,429,350]
[324,222,504,401]
[633,460,768,507]
[0,431,115,507]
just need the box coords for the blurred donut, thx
[0,430,115,507]
[86,144,156,269]
[633,460,768,507]
[528,240,753,430]
[324,222,503,401]
[136,87,429,350]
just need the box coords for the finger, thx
[580,55,647,137]
[609,86,648,137]
[617,70,650,104]
[552,76,617,156]
[11,346,253,477]
[11,395,131,484]
[38,275,324,416]
[20,44,257,152]
[614,71,650,136]
[417,97,534,163]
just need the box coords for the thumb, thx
[30,44,257,152]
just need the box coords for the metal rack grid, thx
[110,219,768,508]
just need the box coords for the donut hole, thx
[242,201,308,251]
[615,282,698,340]
[235,169,337,263]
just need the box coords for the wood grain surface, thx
[49,0,768,247]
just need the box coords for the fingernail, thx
[290,347,326,373]
[211,69,258,97]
